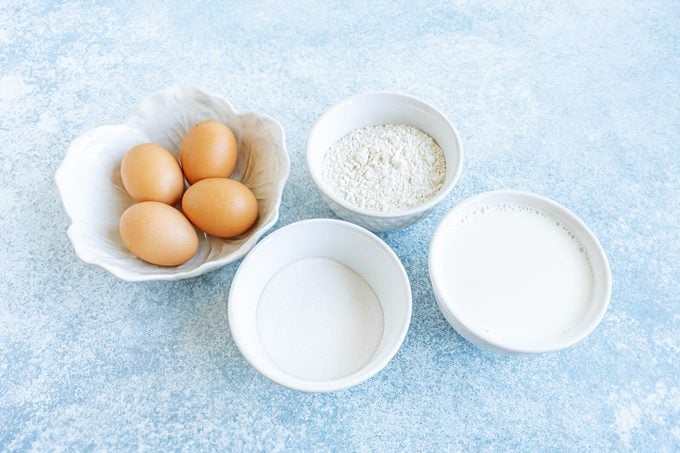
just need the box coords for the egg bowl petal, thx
[56,86,290,281]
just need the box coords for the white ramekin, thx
[306,92,463,232]
[429,190,612,354]
[228,218,412,392]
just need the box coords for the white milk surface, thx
[439,203,594,349]
[257,257,384,381]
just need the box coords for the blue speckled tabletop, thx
[1,1,678,450]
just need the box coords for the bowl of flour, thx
[228,219,412,392]
[307,92,463,231]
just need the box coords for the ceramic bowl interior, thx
[56,86,290,281]
[306,92,463,232]
[228,219,412,392]
[428,190,612,354]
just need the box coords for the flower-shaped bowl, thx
[56,86,290,281]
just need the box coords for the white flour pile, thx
[322,124,446,212]
[256,257,384,381]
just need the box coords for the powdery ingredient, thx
[322,124,446,212]
[257,257,384,381]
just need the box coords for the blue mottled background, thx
[1,0,678,450]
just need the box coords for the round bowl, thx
[228,219,412,392]
[55,86,290,281]
[428,190,612,354]
[306,92,463,232]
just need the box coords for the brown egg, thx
[119,201,198,266]
[180,120,238,184]
[182,178,258,238]
[120,143,184,205]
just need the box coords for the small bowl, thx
[55,86,290,281]
[306,92,463,232]
[228,219,412,392]
[429,190,612,354]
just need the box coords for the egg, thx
[119,201,198,266]
[182,178,258,238]
[180,120,238,184]
[120,143,184,205]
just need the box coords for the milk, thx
[439,203,594,349]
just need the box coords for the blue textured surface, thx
[1,1,678,450]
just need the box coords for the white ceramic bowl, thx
[56,86,290,281]
[228,219,412,392]
[429,191,612,354]
[306,92,463,232]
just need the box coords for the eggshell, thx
[119,201,198,266]
[180,120,238,184]
[120,143,185,205]
[182,178,258,238]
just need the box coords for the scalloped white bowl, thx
[56,86,290,281]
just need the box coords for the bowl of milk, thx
[428,190,611,354]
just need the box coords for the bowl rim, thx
[55,85,290,281]
[306,91,464,219]
[428,189,613,354]
[228,218,413,392]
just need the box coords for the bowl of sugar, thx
[429,190,612,354]
[306,92,463,232]
[228,218,412,392]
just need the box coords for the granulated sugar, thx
[322,124,446,212]
[256,257,384,381]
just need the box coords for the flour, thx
[322,124,446,212]
[256,257,384,381]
